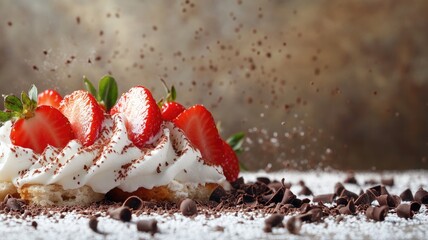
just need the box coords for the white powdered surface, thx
[1,170,427,240]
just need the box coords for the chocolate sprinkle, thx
[136,219,158,235]
[109,207,132,222]
[180,198,197,216]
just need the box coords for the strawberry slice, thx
[220,141,240,182]
[161,101,185,121]
[38,89,63,109]
[10,105,75,154]
[110,86,162,148]
[59,90,104,146]
[173,105,223,166]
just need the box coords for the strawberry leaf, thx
[226,132,245,153]
[0,111,12,122]
[5,95,23,113]
[83,76,99,100]
[170,86,177,101]
[28,85,38,102]
[98,75,118,111]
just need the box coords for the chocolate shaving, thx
[136,219,158,235]
[380,185,389,196]
[256,177,271,185]
[396,204,413,219]
[369,185,382,196]
[399,188,414,202]
[180,198,197,216]
[336,197,348,206]
[281,189,296,204]
[209,186,227,203]
[365,189,378,202]
[410,201,421,212]
[109,207,132,222]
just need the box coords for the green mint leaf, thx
[226,132,245,153]
[0,111,12,122]
[98,75,118,111]
[5,95,23,112]
[28,85,38,102]
[83,76,99,101]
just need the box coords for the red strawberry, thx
[161,101,185,121]
[38,89,63,109]
[59,90,104,146]
[110,86,162,148]
[10,105,75,154]
[220,141,240,182]
[173,105,223,166]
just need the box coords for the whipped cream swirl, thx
[0,114,225,193]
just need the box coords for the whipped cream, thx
[0,114,225,193]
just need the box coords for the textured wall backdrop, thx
[0,0,427,170]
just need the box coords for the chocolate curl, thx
[334,182,345,196]
[344,173,358,184]
[256,177,271,185]
[109,207,132,222]
[399,188,414,202]
[308,208,323,222]
[338,199,356,215]
[410,201,421,212]
[365,189,378,202]
[380,185,389,196]
[298,186,313,196]
[286,216,302,235]
[355,193,371,206]
[209,185,227,203]
[281,189,296,205]
[396,204,413,219]
[291,198,303,208]
[366,206,389,221]
[369,185,382,196]
[376,194,396,208]
[380,177,394,186]
[123,196,144,210]
[340,189,359,200]
[267,182,283,192]
[392,195,401,207]
[137,219,158,235]
[313,194,335,203]
[231,177,244,189]
[299,203,311,214]
[414,187,428,204]
[264,187,284,204]
[336,197,348,206]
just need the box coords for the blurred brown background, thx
[0,0,427,170]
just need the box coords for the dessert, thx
[0,76,240,205]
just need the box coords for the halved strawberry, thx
[11,106,75,154]
[161,102,185,121]
[110,86,162,148]
[59,90,104,146]
[220,140,240,182]
[38,89,63,109]
[173,105,223,166]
